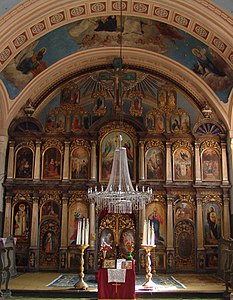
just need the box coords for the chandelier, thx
[88,136,152,214]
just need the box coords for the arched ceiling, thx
[0,0,232,135]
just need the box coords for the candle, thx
[147,221,151,245]
[150,223,154,246]
[142,220,147,245]
[85,218,89,245]
[81,218,85,245]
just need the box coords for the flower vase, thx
[127,250,133,260]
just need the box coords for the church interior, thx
[0,0,233,299]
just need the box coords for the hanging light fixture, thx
[88,1,152,213]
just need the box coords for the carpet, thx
[47,274,185,290]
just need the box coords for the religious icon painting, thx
[201,148,221,181]
[100,131,134,183]
[120,229,135,258]
[71,114,82,132]
[129,94,143,117]
[12,202,30,240]
[45,114,56,132]
[42,147,62,180]
[61,87,71,104]
[145,147,165,181]
[68,201,88,245]
[41,200,59,219]
[174,201,194,223]
[157,90,167,108]
[93,93,106,116]
[180,114,190,132]
[146,112,155,131]
[56,114,66,132]
[203,202,221,246]
[146,202,166,245]
[43,231,56,254]
[167,90,176,108]
[155,114,165,132]
[70,147,89,180]
[173,148,193,181]
[171,114,181,133]
[15,147,33,179]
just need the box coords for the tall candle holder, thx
[74,244,89,290]
[141,244,156,289]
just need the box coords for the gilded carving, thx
[99,122,137,140]
[145,140,165,152]
[41,139,64,153]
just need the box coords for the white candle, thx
[77,220,81,245]
[142,220,147,245]
[85,218,89,245]
[147,221,151,245]
[82,218,85,245]
[150,223,154,246]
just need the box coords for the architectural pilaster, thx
[30,196,39,248]
[194,142,201,183]
[139,203,146,243]
[33,141,41,181]
[223,194,231,239]
[166,196,174,250]
[90,141,97,181]
[3,195,12,237]
[61,196,68,247]
[7,141,15,180]
[63,142,70,181]
[139,141,145,181]
[221,142,229,185]
[166,142,172,183]
[196,196,204,250]
[89,201,96,249]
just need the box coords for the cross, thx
[99,57,136,111]
[112,282,121,294]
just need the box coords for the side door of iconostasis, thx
[39,196,61,270]
[174,198,196,272]
[98,213,136,266]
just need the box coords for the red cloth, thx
[98,268,136,299]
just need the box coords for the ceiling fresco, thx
[0,15,232,104]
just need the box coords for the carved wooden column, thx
[221,142,229,185]
[60,195,69,269]
[139,141,145,181]
[166,142,172,183]
[29,196,39,270]
[166,196,174,250]
[3,196,12,237]
[33,141,41,181]
[139,203,146,243]
[196,196,204,250]
[7,141,15,180]
[223,194,231,239]
[63,142,70,181]
[194,141,201,183]
[90,141,97,181]
[89,201,96,249]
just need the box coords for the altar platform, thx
[3,271,230,299]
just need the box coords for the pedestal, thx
[74,244,89,290]
[141,244,156,289]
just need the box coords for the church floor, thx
[3,272,231,299]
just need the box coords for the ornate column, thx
[63,142,70,181]
[7,141,15,180]
[29,196,39,270]
[0,135,8,234]
[221,142,229,185]
[166,196,174,250]
[139,203,146,243]
[166,142,172,183]
[223,194,231,239]
[3,195,12,237]
[196,196,204,250]
[139,141,145,181]
[90,141,97,181]
[33,141,41,181]
[194,141,201,183]
[60,195,69,269]
[89,201,96,249]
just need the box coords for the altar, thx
[97,261,136,299]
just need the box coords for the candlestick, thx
[141,244,156,289]
[74,244,89,290]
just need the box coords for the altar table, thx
[97,267,136,299]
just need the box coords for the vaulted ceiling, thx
[0,0,232,136]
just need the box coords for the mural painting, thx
[71,147,89,180]
[42,148,62,180]
[100,131,134,182]
[15,147,33,179]
[146,202,165,245]
[204,202,221,245]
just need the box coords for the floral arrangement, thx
[100,241,112,252]
[125,241,135,252]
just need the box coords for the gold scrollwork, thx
[145,140,165,152]
[171,140,194,155]
[200,140,221,154]
[41,139,64,153]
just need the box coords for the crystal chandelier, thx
[88,136,152,214]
